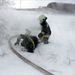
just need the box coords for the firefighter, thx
[38,15,51,44]
[15,30,38,53]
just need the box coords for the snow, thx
[0,6,75,75]
[0,46,43,75]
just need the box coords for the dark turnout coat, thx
[40,21,51,35]
[38,20,51,44]
[15,34,38,53]
[38,19,51,44]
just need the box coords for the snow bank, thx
[47,2,75,13]
[0,8,44,75]
[0,8,75,75]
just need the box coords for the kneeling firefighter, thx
[15,30,39,53]
[38,15,51,44]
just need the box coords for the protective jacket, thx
[15,34,38,53]
[40,20,51,35]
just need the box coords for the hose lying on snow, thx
[9,35,54,75]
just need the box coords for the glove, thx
[38,32,44,39]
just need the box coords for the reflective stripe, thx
[28,36,35,49]
[41,35,49,41]
[30,38,35,49]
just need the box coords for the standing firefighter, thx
[15,30,39,53]
[38,15,51,44]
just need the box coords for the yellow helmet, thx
[39,15,47,23]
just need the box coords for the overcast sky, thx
[12,0,75,8]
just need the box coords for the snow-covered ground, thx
[0,7,75,75]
